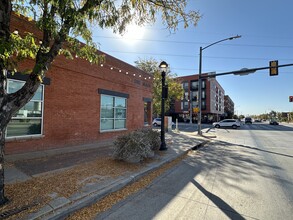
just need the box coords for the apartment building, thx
[172,74,225,123]
[224,95,235,118]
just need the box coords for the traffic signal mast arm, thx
[200,63,293,79]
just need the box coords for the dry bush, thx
[113,129,160,163]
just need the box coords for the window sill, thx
[6,135,45,142]
[100,128,127,133]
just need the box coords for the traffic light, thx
[289,96,293,102]
[269,60,278,76]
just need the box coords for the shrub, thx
[113,129,160,163]
[140,129,161,151]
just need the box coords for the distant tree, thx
[289,112,293,122]
[0,0,201,205]
[269,110,277,119]
[135,58,184,116]
[239,115,245,120]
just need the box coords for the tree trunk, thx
[0,126,8,205]
[0,0,12,206]
[0,0,67,205]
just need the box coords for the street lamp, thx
[197,35,241,135]
[159,61,168,151]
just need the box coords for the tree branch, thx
[79,0,105,15]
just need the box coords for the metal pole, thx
[189,98,192,124]
[197,47,202,135]
[160,70,167,151]
[197,35,241,135]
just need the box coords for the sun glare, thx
[121,23,145,44]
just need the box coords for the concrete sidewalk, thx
[4,129,214,219]
[5,139,114,184]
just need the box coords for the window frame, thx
[6,79,44,139]
[100,94,127,132]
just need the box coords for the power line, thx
[93,35,293,49]
[102,49,293,61]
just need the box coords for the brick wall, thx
[6,14,153,154]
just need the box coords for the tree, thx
[135,58,183,116]
[0,0,200,205]
[269,110,277,119]
[288,112,293,122]
[239,115,245,120]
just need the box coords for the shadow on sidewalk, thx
[191,179,246,220]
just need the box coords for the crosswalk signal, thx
[269,60,278,76]
[289,96,293,102]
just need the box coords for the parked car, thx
[245,117,252,124]
[269,120,279,125]
[213,119,241,129]
[152,118,175,127]
[152,118,162,126]
[254,119,261,122]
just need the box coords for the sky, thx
[91,0,293,116]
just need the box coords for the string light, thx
[97,62,152,82]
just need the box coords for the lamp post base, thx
[159,142,168,151]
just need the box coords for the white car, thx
[152,118,175,127]
[213,119,241,129]
[152,118,162,126]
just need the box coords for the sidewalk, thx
[3,129,215,219]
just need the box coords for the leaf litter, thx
[1,152,187,220]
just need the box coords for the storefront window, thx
[6,79,44,137]
[100,95,127,131]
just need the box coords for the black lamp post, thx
[159,61,168,151]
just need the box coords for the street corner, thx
[200,128,217,138]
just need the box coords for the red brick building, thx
[172,74,225,123]
[6,14,153,154]
[224,95,235,118]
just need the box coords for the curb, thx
[28,146,197,220]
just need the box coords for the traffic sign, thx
[193,107,199,113]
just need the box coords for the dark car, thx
[269,120,279,125]
[245,117,252,124]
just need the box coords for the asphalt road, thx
[97,122,293,220]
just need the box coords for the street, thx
[97,123,293,219]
